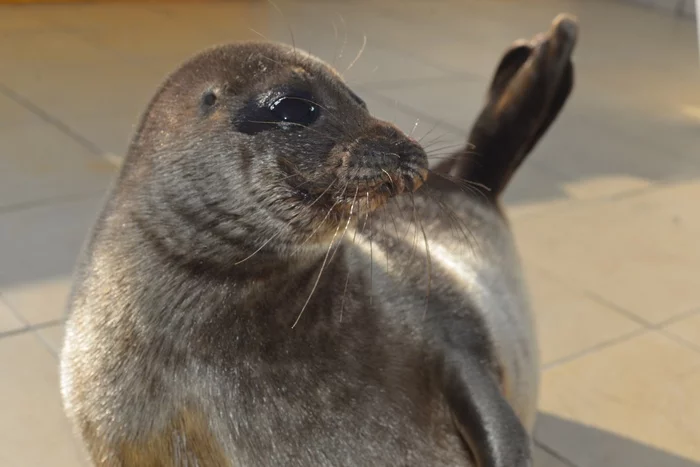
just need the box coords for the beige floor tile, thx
[0,120,115,209]
[367,78,488,133]
[525,267,642,366]
[0,298,24,334]
[664,310,700,352]
[0,333,88,466]
[512,181,700,324]
[360,92,466,145]
[0,30,110,67]
[538,331,700,466]
[0,197,105,326]
[561,175,652,201]
[0,7,54,34]
[42,4,172,32]
[507,198,578,220]
[502,162,571,209]
[260,29,451,87]
[2,62,166,122]
[37,324,65,357]
[63,115,137,158]
[528,105,699,183]
[83,23,260,65]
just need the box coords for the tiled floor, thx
[0,0,698,466]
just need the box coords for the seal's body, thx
[61,16,577,467]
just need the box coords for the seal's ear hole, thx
[202,91,217,108]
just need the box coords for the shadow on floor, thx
[536,412,700,467]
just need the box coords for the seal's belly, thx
[426,240,539,430]
[351,224,539,431]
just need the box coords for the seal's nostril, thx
[381,181,395,196]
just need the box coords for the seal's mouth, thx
[294,166,427,216]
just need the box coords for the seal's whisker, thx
[419,128,450,145]
[390,197,410,243]
[300,180,340,245]
[258,54,286,67]
[248,28,269,41]
[307,179,338,209]
[233,229,284,265]
[291,204,345,329]
[426,169,491,200]
[386,197,401,240]
[410,193,432,320]
[409,118,421,138]
[326,183,353,266]
[266,0,296,57]
[367,190,374,307]
[331,19,340,68]
[328,186,354,263]
[416,120,443,144]
[338,187,360,323]
[343,33,367,77]
[245,120,343,141]
[424,142,465,154]
[422,186,479,253]
[422,139,465,158]
[425,149,483,159]
[337,13,348,66]
[380,204,390,274]
[406,192,420,268]
[276,160,335,192]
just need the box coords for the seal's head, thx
[125,41,428,256]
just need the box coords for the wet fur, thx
[61,16,577,467]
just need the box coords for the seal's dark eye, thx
[269,97,319,126]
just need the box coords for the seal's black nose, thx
[348,124,427,172]
[351,137,402,170]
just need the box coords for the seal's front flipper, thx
[433,14,578,199]
[439,349,532,467]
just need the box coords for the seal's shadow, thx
[535,413,700,467]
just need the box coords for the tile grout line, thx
[542,305,700,370]
[655,306,700,328]
[0,315,66,341]
[534,439,581,467]
[583,290,653,328]
[528,266,653,330]
[542,328,648,371]
[0,189,107,216]
[0,83,104,157]
[660,328,700,355]
[34,322,65,358]
[0,326,32,341]
[0,293,32,336]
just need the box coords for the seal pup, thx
[60,14,577,467]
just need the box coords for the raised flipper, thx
[432,14,578,199]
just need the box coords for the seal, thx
[60,14,577,467]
